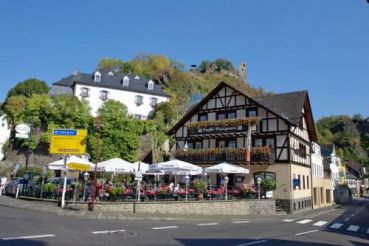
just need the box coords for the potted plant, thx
[194,178,207,200]
[261,177,276,198]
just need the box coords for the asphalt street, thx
[0,198,368,246]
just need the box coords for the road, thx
[0,198,369,246]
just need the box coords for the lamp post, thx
[83,172,90,201]
[185,175,189,201]
[257,177,262,200]
[40,166,47,198]
[91,115,103,211]
[224,176,229,200]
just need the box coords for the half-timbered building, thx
[168,82,317,213]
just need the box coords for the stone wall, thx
[83,200,275,216]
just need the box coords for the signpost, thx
[49,129,87,208]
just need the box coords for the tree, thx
[210,59,234,71]
[198,60,210,71]
[6,78,49,99]
[87,100,144,162]
[97,58,125,70]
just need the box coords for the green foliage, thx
[210,58,234,71]
[316,115,369,162]
[194,178,208,194]
[88,100,144,162]
[43,183,57,193]
[261,177,276,191]
[7,78,49,99]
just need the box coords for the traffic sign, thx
[49,129,87,155]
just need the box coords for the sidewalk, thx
[0,195,345,221]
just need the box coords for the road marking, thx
[329,223,343,229]
[233,220,250,224]
[152,226,178,230]
[282,219,295,222]
[351,214,355,217]
[344,218,350,222]
[297,219,313,224]
[3,234,55,241]
[366,228,369,234]
[197,223,219,226]
[313,221,327,227]
[92,229,126,234]
[295,230,319,236]
[347,225,360,232]
[235,240,267,246]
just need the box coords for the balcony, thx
[175,147,274,164]
[186,117,260,136]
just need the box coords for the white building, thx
[311,142,324,179]
[50,69,169,118]
[0,114,11,160]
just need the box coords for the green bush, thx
[194,179,208,194]
[43,183,56,193]
[261,177,276,191]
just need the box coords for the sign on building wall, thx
[293,178,300,187]
[49,129,87,155]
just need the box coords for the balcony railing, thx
[186,117,260,136]
[175,147,274,164]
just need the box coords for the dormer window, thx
[135,75,140,80]
[94,71,101,83]
[123,76,129,86]
[107,71,114,76]
[148,80,154,91]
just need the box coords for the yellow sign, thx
[49,129,87,155]
[67,163,90,171]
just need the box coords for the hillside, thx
[316,114,369,163]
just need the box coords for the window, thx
[134,75,140,79]
[293,174,296,190]
[299,116,304,130]
[100,90,108,100]
[307,175,309,189]
[227,111,236,119]
[195,141,202,149]
[123,76,129,86]
[246,109,257,117]
[150,97,158,107]
[303,175,305,189]
[148,80,154,90]
[135,95,143,105]
[135,114,142,120]
[227,139,237,148]
[266,138,275,150]
[254,139,263,147]
[217,140,225,149]
[81,87,89,98]
[297,143,307,158]
[94,71,101,83]
[216,112,225,120]
[198,113,207,122]
[298,175,301,189]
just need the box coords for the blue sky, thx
[0,0,368,120]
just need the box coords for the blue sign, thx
[293,179,300,187]
[53,129,77,136]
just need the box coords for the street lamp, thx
[185,175,189,201]
[257,177,262,200]
[91,115,103,211]
[135,171,143,202]
[224,176,229,200]
[83,172,90,201]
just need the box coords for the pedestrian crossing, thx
[282,218,369,235]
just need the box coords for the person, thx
[168,182,174,193]
[0,176,7,196]
[173,184,179,201]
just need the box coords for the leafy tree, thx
[6,78,49,99]
[87,100,144,162]
[97,58,125,70]
[198,60,210,71]
[210,59,234,71]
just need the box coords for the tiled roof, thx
[53,70,168,97]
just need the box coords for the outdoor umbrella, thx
[148,159,202,175]
[133,161,149,173]
[205,162,249,200]
[46,155,95,172]
[97,158,135,173]
[204,162,249,174]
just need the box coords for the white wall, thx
[311,142,323,177]
[74,84,169,118]
[0,114,11,160]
